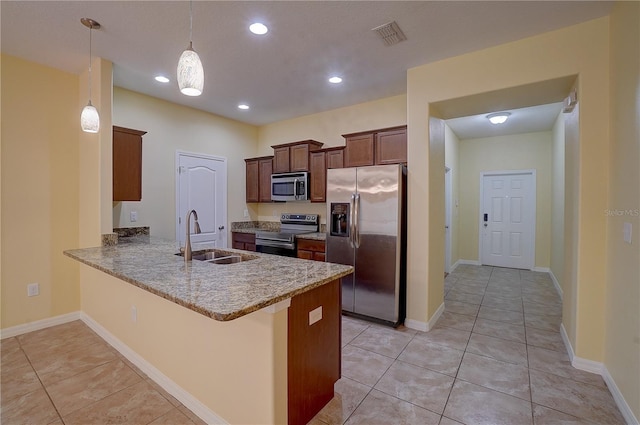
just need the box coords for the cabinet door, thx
[326,148,344,169]
[313,252,326,262]
[245,159,259,203]
[258,158,273,202]
[297,250,313,260]
[375,128,407,165]
[113,126,146,201]
[344,134,374,167]
[290,144,310,171]
[309,151,326,203]
[273,147,290,173]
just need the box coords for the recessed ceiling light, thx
[328,76,343,84]
[154,75,170,83]
[238,104,250,110]
[249,23,268,35]
[487,112,511,124]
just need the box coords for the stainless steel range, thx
[255,214,319,257]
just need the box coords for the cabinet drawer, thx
[232,232,256,244]
[297,239,326,253]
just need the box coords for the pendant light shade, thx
[177,1,204,96]
[81,101,100,133]
[177,42,204,96]
[80,18,101,133]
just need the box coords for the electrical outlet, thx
[130,211,138,222]
[624,222,633,244]
[131,305,137,323]
[309,306,323,325]
[243,209,249,218]
[27,283,39,297]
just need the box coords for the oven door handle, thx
[255,239,296,250]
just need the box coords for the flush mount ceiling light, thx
[328,76,343,84]
[80,18,101,133]
[249,23,268,35]
[154,75,170,83]
[177,0,204,96]
[238,104,250,110]
[487,112,511,125]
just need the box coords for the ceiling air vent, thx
[372,21,407,46]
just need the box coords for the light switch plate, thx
[130,211,138,222]
[309,306,323,325]
[623,222,632,244]
[27,283,39,297]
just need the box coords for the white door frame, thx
[445,167,452,273]
[478,169,536,270]
[175,150,228,248]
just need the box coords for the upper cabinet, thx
[343,126,407,168]
[245,156,274,203]
[271,140,324,173]
[309,147,344,203]
[113,126,147,202]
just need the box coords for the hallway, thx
[311,265,625,424]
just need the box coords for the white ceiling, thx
[1,1,612,126]
[446,102,564,140]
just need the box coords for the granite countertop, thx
[64,237,352,322]
[296,232,326,241]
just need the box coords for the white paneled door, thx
[176,151,227,249]
[480,171,535,269]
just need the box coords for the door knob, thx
[218,226,225,230]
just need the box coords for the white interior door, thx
[480,171,535,269]
[176,151,227,249]
[445,167,452,273]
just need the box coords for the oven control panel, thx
[281,214,318,224]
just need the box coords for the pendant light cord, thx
[88,24,92,102]
[189,0,193,45]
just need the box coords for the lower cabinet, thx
[231,232,256,251]
[288,279,341,425]
[297,239,326,262]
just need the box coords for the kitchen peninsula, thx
[64,237,352,425]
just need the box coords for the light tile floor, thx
[310,265,626,425]
[0,265,627,425]
[0,321,206,425]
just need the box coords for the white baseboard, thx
[0,311,81,339]
[548,270,564,301]
[531,266,550,273]
[560,323,637,425]
[80,313,227,425]
[404,318,428,332]
[405,302,444,333]
[457,259,482,266]
[603,368,640,425]
[450,260,460,273]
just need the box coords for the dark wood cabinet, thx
[113,126,146,201]
[271,140,324,173]
[343,126,407,168]
[231,232,256,251]
[245,156,273,203]
[288,279,340,425]
[326,146,345,169]
[309,151,327,203]
[376,127,407,165]
[344,133,374,168]
[297,239,326,262]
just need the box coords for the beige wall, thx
[256,94,407,223]
[444,124,460,267]
[112,88,258,242]
[550,112,565,293]
[457,131,553,268]
[80,265,288,424]
[1,55,80,328]
[605,1,640,420]
[407,17,610,359]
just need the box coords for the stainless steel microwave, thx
[271,172,309,202]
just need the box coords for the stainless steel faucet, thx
[184,209,202,262]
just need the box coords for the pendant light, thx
[80,18,101,133]
[177,0,204,96]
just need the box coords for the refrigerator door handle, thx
[354,193,361,248]
[349,193,356,248]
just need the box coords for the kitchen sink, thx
[176,249,258,265]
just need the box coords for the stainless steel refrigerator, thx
[326,164,406,327]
